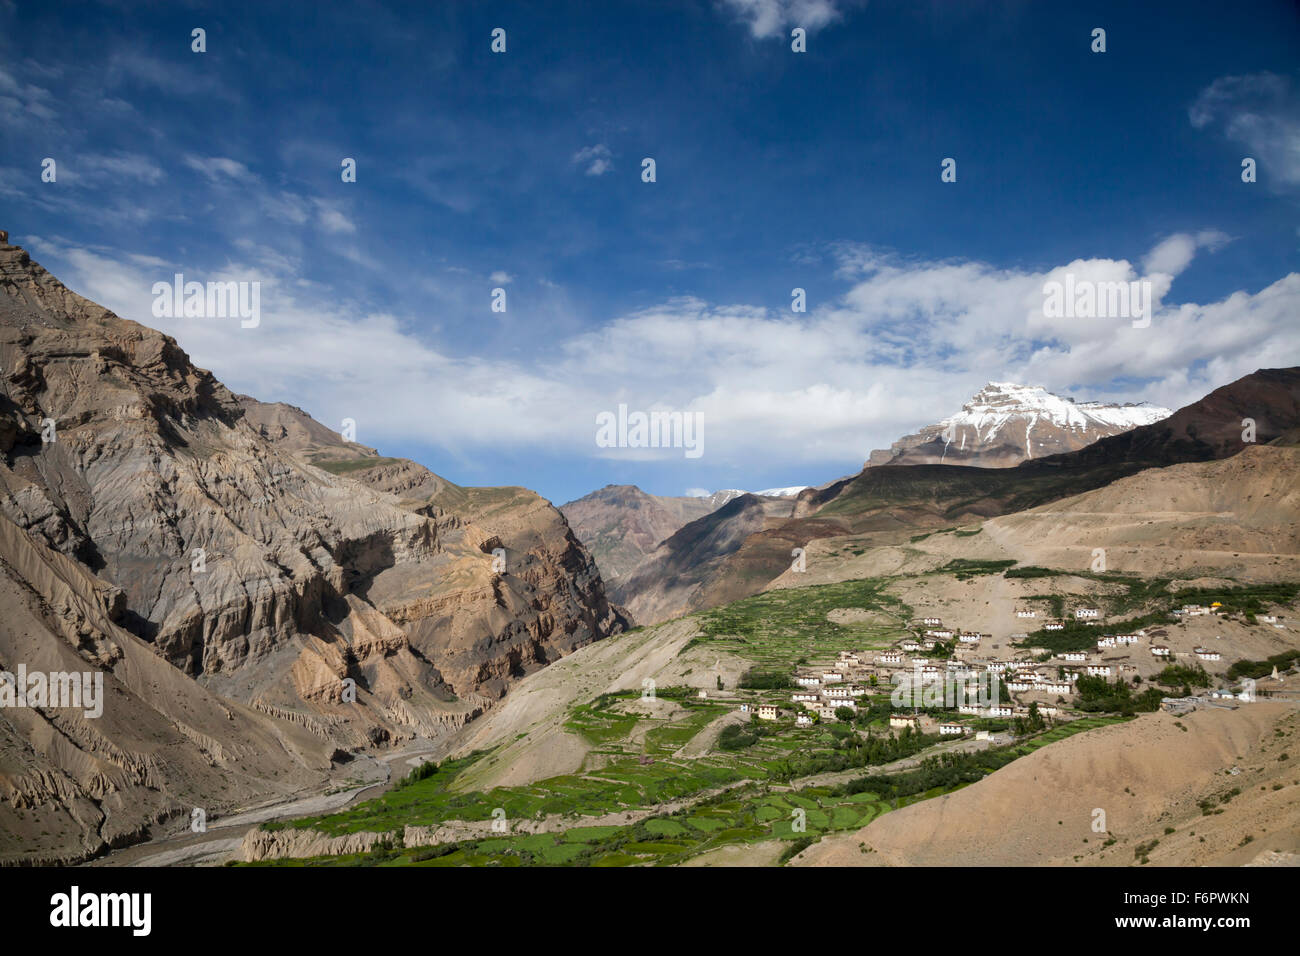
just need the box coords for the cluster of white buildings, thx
[788,650,874,722]
[1173,602,1223,618]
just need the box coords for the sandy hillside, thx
[979,445,1300,580]
[792,702,1300,867]
[767,445,1299,593]
[435,617,750,791]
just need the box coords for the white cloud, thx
[489,270,513,285]
[1190,72,1300,187]
[1142,230,1230,277]
[21,232,1300,477]
[571,144,613,176]
[314,200,356,234]
[720,0,844,39]
[183,155,254,183]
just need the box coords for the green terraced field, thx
[249,569,1183,867]
[687,577,910,666]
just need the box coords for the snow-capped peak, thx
[688,486,808,506]
[938,383,1171,443]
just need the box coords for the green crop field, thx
[687,577,910,666]
[245,565,1213,867]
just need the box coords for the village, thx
[722,599,1293,740]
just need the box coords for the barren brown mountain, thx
[559,484,721,582]
[0,231,624,863]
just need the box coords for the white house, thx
[939,723,967,736]
[1060,651,1088,662]
[958,632,982,644]
[901,639,922,652]
[792,692,820,704]
[1260,615,1278,624]
[889,714,920,729]
[821,672,844,683]
[925,628,954,640]
[796,714,814,726]
[795,675,821,687]
[1045,622,1065,632]
[1195,647,1222,661]
[1096,635,1116,648]
[878,652,905,665]
[1085,663,1113,677]
[1015,609,1037,619]
[1150,645,1171,657]
[921,617,943,627]
[1075,608,1100,620]
[758,704,781,720]
[1115,634,1139,645]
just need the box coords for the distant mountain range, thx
[560,485,805,583]
[866,382,1171,468]
[565,372,1296,626]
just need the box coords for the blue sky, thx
[2,0,1298,504]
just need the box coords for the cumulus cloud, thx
[1190,72,1300,187]
[720,0,844,39]
[25,232,1299,476]
[1142,230,1230,277]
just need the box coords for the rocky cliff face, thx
[0,232,625,862]
[867,383,1171,468]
